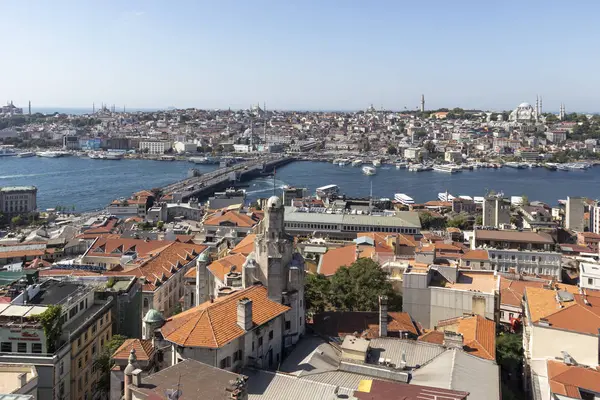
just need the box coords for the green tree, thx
[156,221,165,230]
[329,258,397,312]
[447,214,468,229]
[93,334,128,397]
[305,273,331,315]
[419,212,446,230]
[35,305,63,353]
[423,141,437,154]
[475,215,483,226]
[387,144,398,155]
[10,215,22,226]
[497,332,525,399]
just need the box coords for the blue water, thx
[0,158,599,211]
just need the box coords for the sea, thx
[0,157,599,212]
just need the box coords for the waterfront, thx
[1,158,600,211]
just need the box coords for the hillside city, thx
[0,99,599,400]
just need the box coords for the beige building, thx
[138,140,172,154]
[0,186,37,215]
[0,363,38,398]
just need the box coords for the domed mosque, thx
[509,96,543,123]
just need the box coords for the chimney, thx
[379,295,388,337]
[132,369,143,387]
[237,298,253,331]
[124,348,137,400]
[18,372,27,388]
[443,331,464,349]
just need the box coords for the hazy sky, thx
[1,0,599,111]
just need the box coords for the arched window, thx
[143,298,149,309]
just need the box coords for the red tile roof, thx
[203,211,260,228]
[547,360,600,399]
[319,245,374,276]
[160,285,289,348]
[112,339,155,361]
[207,253,247,283]
[230,234,256,256]
[500,277,546,307]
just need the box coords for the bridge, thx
[160,156,296,201]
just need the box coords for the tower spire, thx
[420,94,425,112]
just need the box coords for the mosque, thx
[509,96,543,124]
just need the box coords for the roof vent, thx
[561,351,577,366]
[556,290,574,302]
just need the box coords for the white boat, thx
[338,158,350,166]
[160,155,175,161]
[504,162,525,169]
[438,192,456,201]
[372,159,382,167]
[36,151,62,158]
[556,164,569,171]
[395,162,408,169]
[473,196,485,204]
[394,193,414,205]
[459,195,473,201]
[362,166,376,175]
[408,164,424,172]
[351,159,363,167]
[316,184,340,198]
[104,153,124,160]
[189,156,219,164]
[17,151,36,158]
[433,164,461,173]
[0,147,17,157]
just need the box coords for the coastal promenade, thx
[160,156,295,200]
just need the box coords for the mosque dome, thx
[198,251,210,263]
[267,196,282,209]
[518,102,532,108]
[143,308,165,324]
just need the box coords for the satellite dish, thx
[165,389,182,400]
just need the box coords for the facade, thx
[565,196,585,232]
[138,140,172,154]
[444,150,462,163]
[520,205,556,230]
[576,231,600,252]
[590,204,600,234]
[488,249,561,280]
[472,229,555,251]
[509,102,538,123]
[402,266,500,329]
[516,149,539,162]
[0,186,37,215]
[545,130,567,143]
[482,196,510,228]
[579,262,600,290]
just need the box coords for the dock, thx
[161,156,295,201]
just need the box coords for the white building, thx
[579,262,600,290]
[138,140,172,154]
[488,249,562,280]
[172,141,197,154]
[509,102,537,123]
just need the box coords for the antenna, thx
[273,167,276,197]
[165,370,182,399]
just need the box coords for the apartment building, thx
[0,186,37,215]
[138,140,172,154]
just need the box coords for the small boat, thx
[316,184,340,198]
[104,153,124,160]
[0,147,17,157]
[17,151,36,158]
[408,164,424,172]
[433,164,461,173]
[372,159,382,167]
[36,151,62,158]
[394,193,414,205]
[543,163,557,171]
[556,164,569,171]
[504,162,525,169]
[351,159,363,167]
[338,158,350,166]
[438,192,456,201]
[395,162,408,169]
[362,166,376,176]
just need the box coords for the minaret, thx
[420,94,425,112]
[28,101,31,116]
[539,96,543,115]
[535,95,539,119]
[93,103,95,114]
[263,102,267,148]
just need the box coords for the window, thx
[252,342,255,351]
[268,330,273,341]
[59,361,64,375]
[79,300,84,311]
[299,316,303,326]
[92,344,97,355]
[78,358,82,369]
[32,343,42,354]
[258,337,263,347]
[285,321,291,330]
[1,342,12,352]
[78,377,82,391]
[532,256,536,262]
[84,332,88,342]
[219,356,231,369]
[233,350,243,362]
[92,324,96,335]
[77,337,82,348]
[59,382,65,398]
[480,262,484,267]
[589,278,594,285]
[466,261,471,267]
[17,343,27,353]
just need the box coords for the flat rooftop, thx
[445,271,498,293]
[0,365,36,395]
[29,280,85,305]
[474,229,554,244]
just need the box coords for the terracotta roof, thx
[319,245,374,276]
[39,269,102,277]
[160,285,289,348]
[174,235,195,243]
[475,229,554,244]
[396,234,419,247]
[547,360,600,399]
[86,237,171,259]
[0,249,46,259]
[578,232,600,239]
[203,211,259,228]
[357,232,395,254]
[461,249,489,261]
[207,253,247,283]
[112,339,155,361]
[312,311,419,338]
[354,379,468,400]
[525,287,600,335]
[230,234,256,256]
[424,201,452,207]
[418,330,444,345]
[455,315,496,360]
[500,277,546,307]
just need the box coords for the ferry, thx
[351,159,363,167]
[394,193,414,205]
[104,153,124,160]
[362,166,376,176]
[316,184,340,198]
[189,156,219,164]
[395,162,408,169]
[438,192,455,201]
[17,151,36,158]
[433,164,461,173]
[504,162,526,169]
[0,146,16,157]
[408,164,424,172]
[372,159,382,167]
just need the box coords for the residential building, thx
[520,205,557,230]
[403,147,421,160]
[579,262,600,290]
[523,286,600,395]
[106,190,154,219]
[124,358,247,400]
[516,149,539,162]
[590,203,600,234]
[0,363,38,398]
[499,277,546,326]
[565,196,585,232]
[577,232,600,252]
[472,229,554,251]
[487,249,562,280]
[482,196,510,228]
[146,199,202,223]
[531,358,600,400]
[545,130,567,143]
[444,150,462,163]
[402,265,500,329]
[460,249,492,270]
[0,186,37,215]
[201,210,261,243]
[138,140,172,154]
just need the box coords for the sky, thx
[1,0,599,111]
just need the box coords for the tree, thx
[329,258,397,312]
[93,334,127,397]
[10,215,22,226]
[447,214,469,230]
[497,333,524,395]
[423,141,436,154]
[419,212,446,230]
[35,305,63,353]
[305,273,331,315]
[387,144,398,155]
[475,215,483,226]
[156,221,164,231]
[521,195,529,206]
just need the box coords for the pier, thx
[161,156,296,201]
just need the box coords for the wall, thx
[428,287,496,329]
[530,325,598,367]
[402,273,432,329]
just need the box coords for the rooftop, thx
[28,280,85,306]
[436,315,496,360]
[230,233,257,256]
[354,379,468,400]
[444,271,499,294]
[500,277,546,307]
[0,364,37,395]
[547,360,600,399]
[284,207,422,229]
[130,359,246,400]
[312,311,419,338]
[474,229,554,244]
[0,186,36,192]
[112,339,155,362]
[207,253,247,283]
